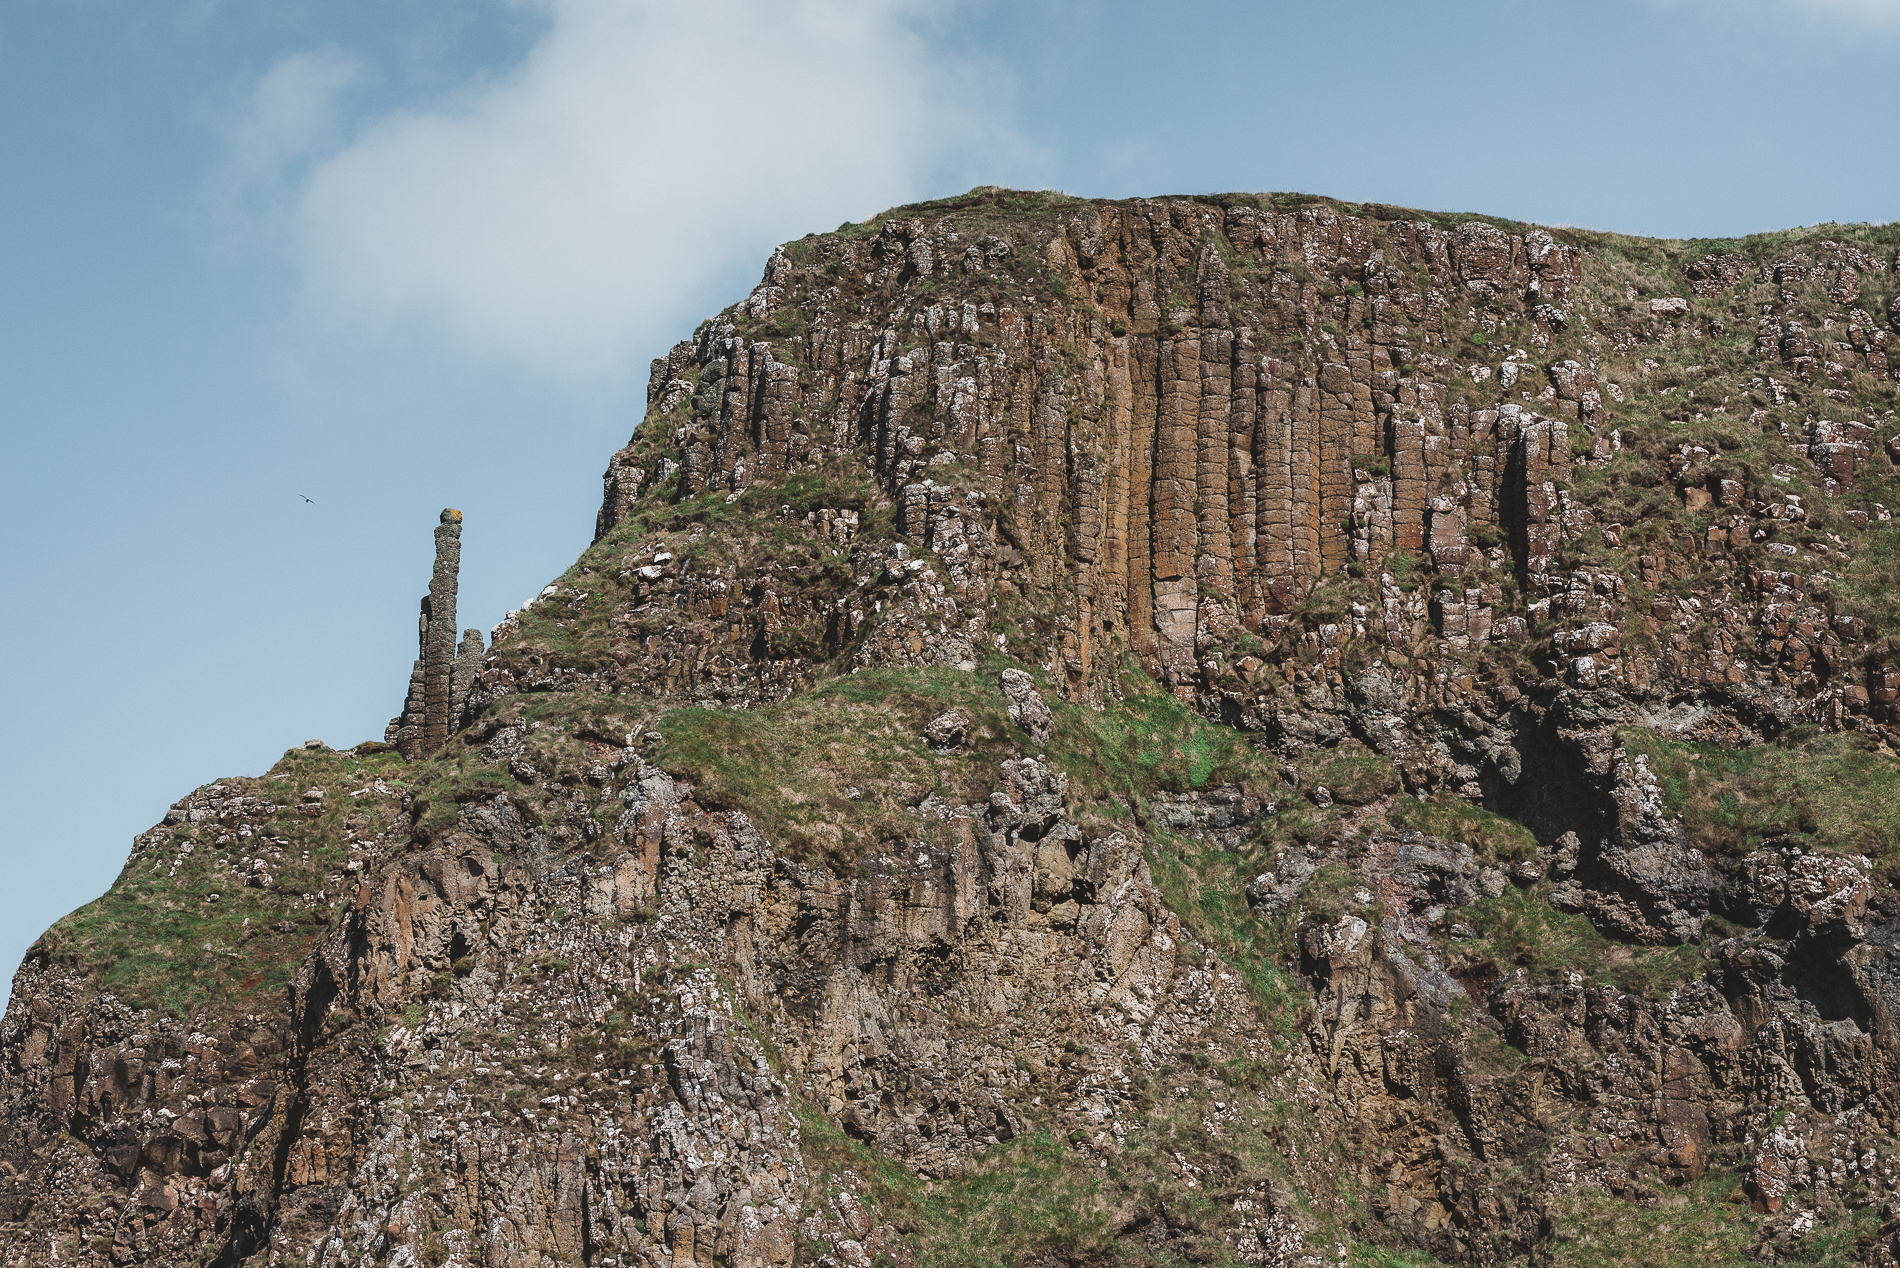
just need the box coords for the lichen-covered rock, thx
[921,706,972,750]
[999,669,1054,747]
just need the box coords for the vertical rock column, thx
[394,642,427,753]
[422,509,463,752]
[450,627,484,726]
[395,509,463,759]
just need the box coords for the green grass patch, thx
[1447,885,1707,998]
[652,667,1019,869]
[38,744,409,1018]
[911,1130,1118,1267]
[1143,832,1311,1042]
[1351,1246,1458,1268]
[793,1100,1127,1268]
[492,455,890,683]
[652,658,1295,868]
[1044,661,1276,808]
[1830,509,1900,633]
[1386,795,1537,864]
[1305,739,1400,807]
[1535,1164,1763,1267]
[1622,726,1900,864]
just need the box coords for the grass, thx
[1534,1165,1761,1267]
[41,874,323,1019]
[1830,506,1900,633]
[1305,739,1400,806]
[35,704,648,1020]
[413,691,647,846]
[795,1060,1348,1268]
[1540,1161,1883,1268]
[1385,795,1537,864]
[1350,1249,1458,1268]
[911,1131,1120,1267]
[1446,885,1708,998]
[1142,831,1313,1042]
[1047,670,1259,804]
[492,452,891,682]
[1622,726,1900,867]
[794,1100,1128,1268]
[38,744,408,1017]
[651,666,1018,870]
[650,656,1293,868]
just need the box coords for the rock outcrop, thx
[6,190,1900,1266]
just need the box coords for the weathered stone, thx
[922,706,972,751]
[450,627,484,729]
[999,669,1053,746]
[396,509,464,758]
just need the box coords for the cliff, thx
[4,188,1900,1267]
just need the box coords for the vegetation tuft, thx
[1622,726,1900,865]
[1447,885,1708,998]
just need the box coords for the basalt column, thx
[422,509,463,751]
[395,508,463,759]
[450,627,484,727]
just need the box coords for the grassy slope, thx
[1624,726,1900,871]
[37,745,407,1017]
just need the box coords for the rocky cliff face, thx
[5,189,1900,1267]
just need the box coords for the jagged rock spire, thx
[393,508,482,758]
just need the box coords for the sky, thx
[1,0,1896,1009]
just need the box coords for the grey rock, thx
[1394,837,1480,906]
[999,669,1053,747]
[923,706,973,751]
[450,627,485,728]
[1547,830,1581,878]
[1244,844,1338,921]
[1548,880,1588,912]
[1580,747,1720,943]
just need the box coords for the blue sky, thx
[1,0,1895,1007]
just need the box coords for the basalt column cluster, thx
[390,508,484,758]
[593,201,1604,701]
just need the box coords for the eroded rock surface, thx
[7,190,1900,1265]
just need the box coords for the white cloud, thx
[1649,0,1900,27]
[1782,0,1900,19]
[279,0,1011,385]
[207,50,361,233]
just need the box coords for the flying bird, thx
[299,494,316,504]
